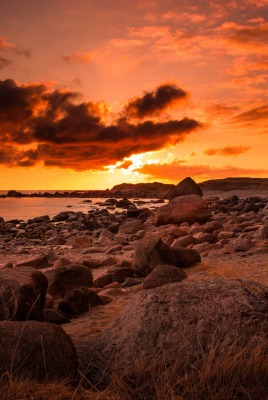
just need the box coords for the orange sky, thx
[0,0,267,190]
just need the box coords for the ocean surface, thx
[0,195,161,221]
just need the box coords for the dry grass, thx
[1,334,268,400]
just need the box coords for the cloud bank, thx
[0,80,201,170]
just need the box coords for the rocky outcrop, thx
[0,267,48,321]
[154,195,211,226]
[0,321,78,382]
[199,177,268,191]
[88,279,268,381]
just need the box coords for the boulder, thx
[67,235,92,248]
[116,197,133,208]
[44,264,93,298]
[132,234,200,276]
[88,279,268,380]
[0,267,47,321]
[169,177,203,200]
[143,264,187,289]
[118,220,141,234]
[58,288,103,317]
[16,255,51,269]
[0,321,77,382]
[44,308,70,324]
[154,195,211,226]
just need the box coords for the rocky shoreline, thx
[0,177,268,386]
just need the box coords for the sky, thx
[0,0,267,190]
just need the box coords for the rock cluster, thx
[0,177,268,384]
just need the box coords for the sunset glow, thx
[0,0,267,190]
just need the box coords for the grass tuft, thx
[1,334,268,400]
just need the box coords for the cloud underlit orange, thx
[0,80,200,170]
[0,0,267,189]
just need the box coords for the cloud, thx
[135,160,268,182]
[63,50,95,63]
[124,83,188,118]
[0,35,31,59]
[234,105,268,122]
[0,54,12,69]
[204,146,251,157]
[0,79,201,170]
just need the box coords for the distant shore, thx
[1,177,268,199]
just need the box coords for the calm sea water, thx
[0,194,161,221]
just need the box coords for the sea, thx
[0,190,162,221]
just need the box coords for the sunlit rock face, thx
[154,195,211,226]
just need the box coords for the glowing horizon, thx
[0,0,267,190]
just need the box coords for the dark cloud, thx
[124,83,188,118]
[0,79,201,170]
[204,146,250,157]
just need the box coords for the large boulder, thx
[154,195,211,226]
[0,267,48,321]
[0,321,78,382]
[169,177,203,200]
[44,264,93,298]
[88,279,268,380]
[132,234,200,276]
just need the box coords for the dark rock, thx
[58,288,103,317]
[93,273,113,288]
[0,267,47,321]
[44,264,93,298]
[116,197,133,208]
[0,321,77,382]
[88,279,268,381]
[169,177,203,200]
[44,308,70,324]
[132,234,200,276]
[16,255,51,269]
[143,264,187,289]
